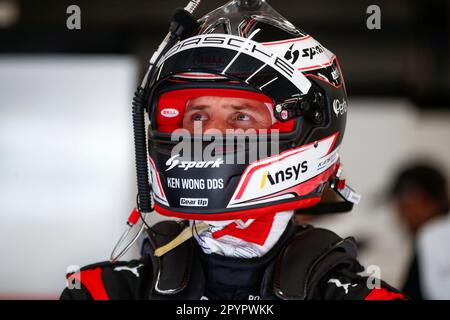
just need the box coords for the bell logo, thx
[161,108,179,118]
[260,161,308,188]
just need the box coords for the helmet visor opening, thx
[154,87,295,134]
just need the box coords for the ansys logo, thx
[260,161,308,189]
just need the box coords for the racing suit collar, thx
[195,219,297,289]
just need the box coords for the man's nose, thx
[203,118,229,133]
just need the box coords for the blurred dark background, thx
[1,0,449,108]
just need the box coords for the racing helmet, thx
[142,0,357,221]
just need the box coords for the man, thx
[389,163,450,299]
[60,0,405,300]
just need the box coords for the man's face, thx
[182,96,273,133]
[393,188,441,234]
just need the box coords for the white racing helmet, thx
[137,0,360,221]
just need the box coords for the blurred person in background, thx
[389,162,450,300]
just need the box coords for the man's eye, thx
[235,113,251,121]
[192,113,207,121]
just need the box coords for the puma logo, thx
[328,278,358,294]
[114,264,144,277]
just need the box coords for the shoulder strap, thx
[272,225,362,300]
[144,220,205,299]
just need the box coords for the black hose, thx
[131,8,199,214]
[132,86,152,213]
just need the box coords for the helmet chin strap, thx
[154,221,210,257]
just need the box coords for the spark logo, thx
[301,45,325,60]
[260,161,308,189]
[165,154,224,171]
